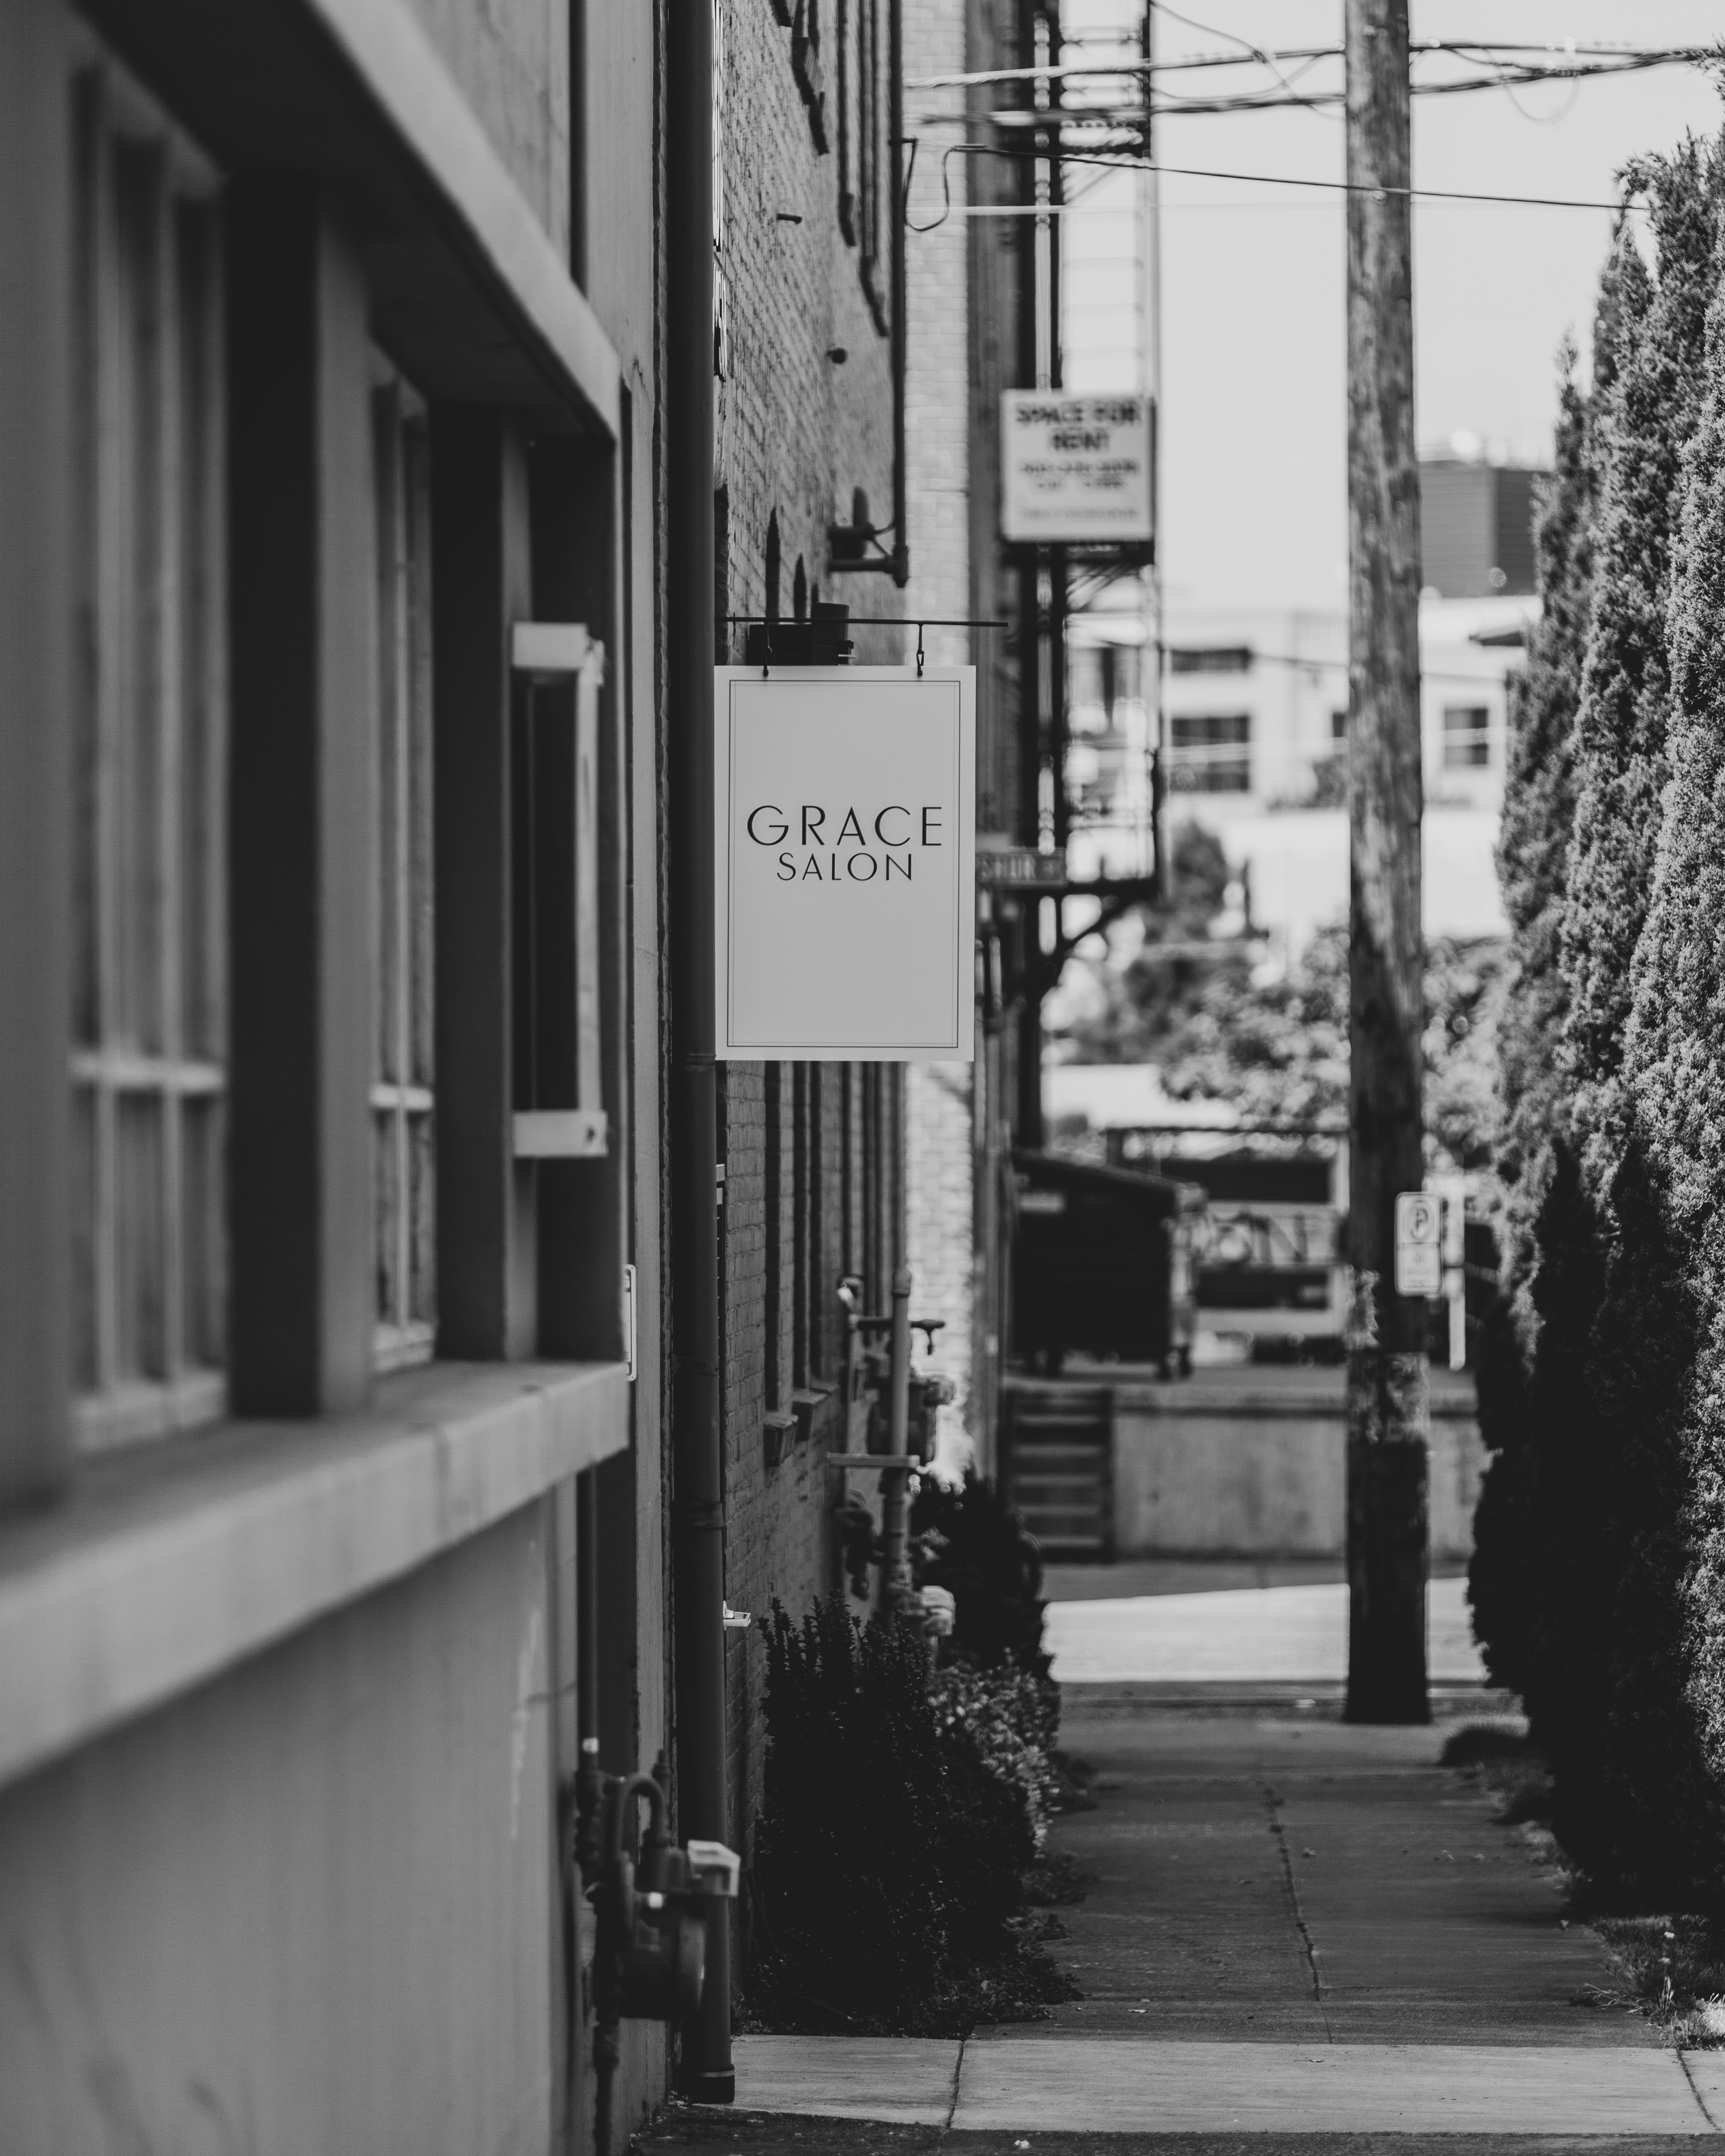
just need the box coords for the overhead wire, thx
[909,42,1718,91]
[920,142,1643,215]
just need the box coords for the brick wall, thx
[902,0,984,1466]
[711,0,922,1937]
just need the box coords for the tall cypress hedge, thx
[1617,198,1725,1885]
[1473,140,1725,1902]
[1564,150,1712,1157]
[1471,259,1621,1704]
[1575,143,1723,1902]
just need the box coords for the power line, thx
[910,41,1716,91]
[942,142,1644,214]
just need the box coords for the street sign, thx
[977,845,1068,891]
[1394,1190,1442,1297]
[713,667,976,1061]
[1001,392,1152,544]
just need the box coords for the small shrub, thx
[931,1660,1063,1849]
[1594,1915,1725,2038]
[911,1471,1050,1676]
[746,1598,1075,2035]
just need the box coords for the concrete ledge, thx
[1057,1681,1521,1720]
[1015,1367,1481,1419]
[302,0,620,435]
[0,1360,628,1788]
[80,0,621,434]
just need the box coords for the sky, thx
[1060,3,1725,613]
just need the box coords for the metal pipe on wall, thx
[889,0,909,586]
[666,0,734,2102]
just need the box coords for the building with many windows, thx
[1065,595,1531,954]
[0,0,922,2147]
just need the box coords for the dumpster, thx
[1011,1149,1198,1373]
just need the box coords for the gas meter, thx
[592,1771,740,2025]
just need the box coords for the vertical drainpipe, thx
[667,0,733,2105]
[889,0,909,587]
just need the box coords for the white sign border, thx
[713,665,977,1062]
[1000,389,1153,546]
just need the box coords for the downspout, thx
[667,0,733,2104]
[889,0,909,587]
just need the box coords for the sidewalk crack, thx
[1263,1778,1333,2043]
[1678,2046,1721,2132]
[945,2032,967,2130]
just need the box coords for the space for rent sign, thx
[1001,392,1152,544]
[714,667,976,1060]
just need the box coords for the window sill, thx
[792,1385,836,1445]
[0,1359,628,1791]
[763,1410,796,1469]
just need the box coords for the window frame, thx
[69,55,230,1453]
[369,364,437,1372]
[1441,703,1493,771]
[1168,711,1253,795]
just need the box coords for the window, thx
[1331,708,1348,742]
[791,0,829,155]
[1169,646,1253,676]
[371,372,436,1369]
[70,64,228,1451]
[837,0,889,332]
[1442,705,1492,770]
[1169,714,1252,794]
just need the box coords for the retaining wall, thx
[1107,1369,1484,1562]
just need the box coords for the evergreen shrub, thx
[1474,136,1725,1904]
[930,1659,1063,1848]
[911,1470,1052,1676]
[746,1598,1074,2034]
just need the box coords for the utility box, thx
[1010,1150,1197,1372]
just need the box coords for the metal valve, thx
[592,1770,740,2026]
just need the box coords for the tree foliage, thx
[1473,240,1622,1782]
[1472,136,1725,1904]
[1563,148,1715,1168]
[1065,908,1504,1174]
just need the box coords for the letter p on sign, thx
[1394,1192,1442,1298]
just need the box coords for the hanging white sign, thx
[714,667,976,1061]
[1001,392,1153,544]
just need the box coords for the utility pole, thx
[1012,0,1063,1154]
[1143,1,1168,900]
[1344,0,1429,1725]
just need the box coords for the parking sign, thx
[1394,1191,1442,1297]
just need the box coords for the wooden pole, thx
[1344,0,1429,1724]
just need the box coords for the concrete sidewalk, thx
[718,2034,1717,2135]
[662,1702,1699,2142]
[1042,1577,1486,1688]
[1003,1707,1642,2045]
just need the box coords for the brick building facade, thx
[709,0,918,1933]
